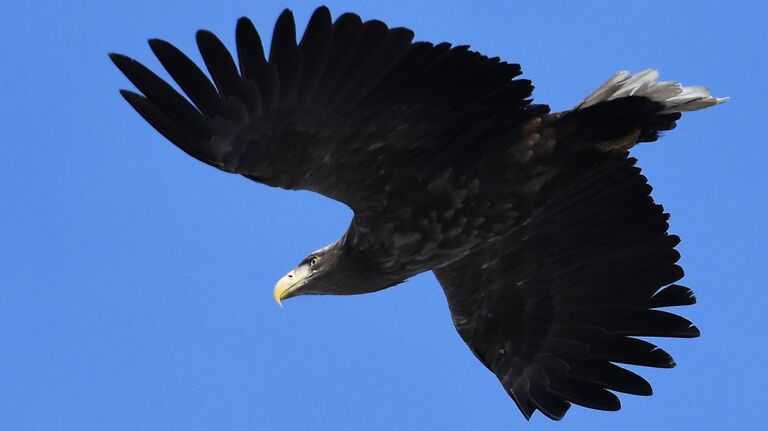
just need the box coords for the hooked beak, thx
[273,271,297,307]
[273,266,312,307]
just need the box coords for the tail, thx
[577,69,728,113]
[551,69,727,151]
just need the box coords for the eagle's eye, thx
[309,257,318,267]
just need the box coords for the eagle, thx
[110,6,725,421]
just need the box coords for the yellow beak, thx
[273,270,297,307]
[273,264,314,307]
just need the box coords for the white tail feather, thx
[577,69,728,113]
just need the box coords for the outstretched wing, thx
[433,155,699,420]
[111,7,545,210]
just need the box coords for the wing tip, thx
[276,8,297,32]
[312,5,331,18]
[236,16,257,34]
[118,88,138,100]
[108,52,132,69]
[687,324,701,338]
[195,28,217,45]
[147,37,169,51]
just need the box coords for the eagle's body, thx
[345,145,549,283]
[112,6,725,421]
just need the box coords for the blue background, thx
[1,1,764,429]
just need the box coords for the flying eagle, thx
[110,6,725,421]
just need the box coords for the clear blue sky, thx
[1,1,765,429]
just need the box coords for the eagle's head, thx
[272,234,406,305]
[272,243,343,306]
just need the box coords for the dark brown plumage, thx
[110,6,724,421]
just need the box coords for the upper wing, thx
[433,155,699,420]
[111,7,545,210]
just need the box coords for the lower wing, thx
[434,154,698,420]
